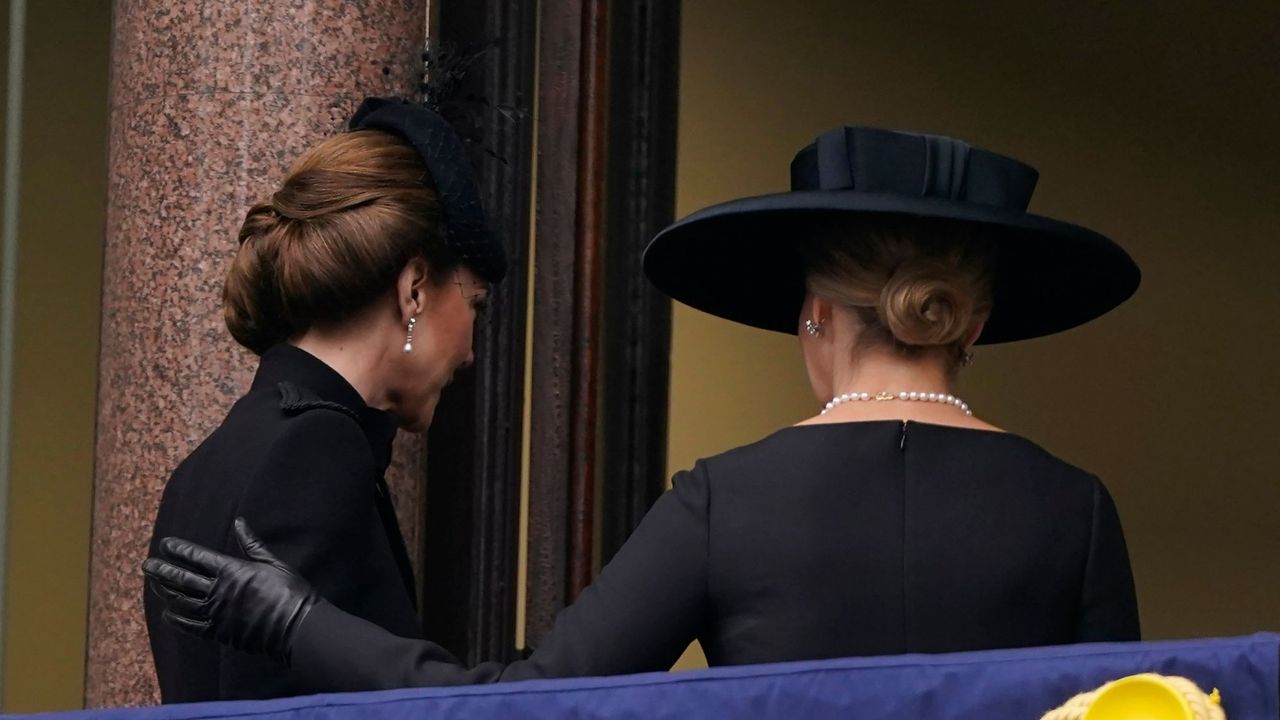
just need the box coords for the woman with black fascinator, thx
[146,126,1141,692]
[143,97,502,703]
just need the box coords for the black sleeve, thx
[290,464,712,692]
[1073,477,1141,642]
[235,410,385,618]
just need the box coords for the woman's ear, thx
[396,257,431,322]
[798,293,834,338]
[963,321,985,350]
[808,295,834,338]
[811,296,832,328]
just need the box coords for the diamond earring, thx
[403,317,417,353]
[960,350,975,367]
[804,319,823,337]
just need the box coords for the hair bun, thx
[221,130,458,356]
[223,202,292,354]
[878,262,976,347]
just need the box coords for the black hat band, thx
[790,127,1039,211]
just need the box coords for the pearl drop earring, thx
[403,317,417,353]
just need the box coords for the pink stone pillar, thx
[88,1,429,707]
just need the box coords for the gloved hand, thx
[142,517,320,665]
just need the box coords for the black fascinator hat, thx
[642,127,1140,344]
[349,96,507,284]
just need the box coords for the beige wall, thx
[1,0,111,712]
[667,0,1279,672]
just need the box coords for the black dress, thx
[144,344,421,703]
[287,419,1140,691]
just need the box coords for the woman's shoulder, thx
[231,386,381,509]
[674,424,848,487]
[159,385,375,527]
[209,381,375,467]
[918,423,1102,487]
[269,387,377,465]
[231,379,362,427]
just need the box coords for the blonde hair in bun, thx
[802,215,995,365]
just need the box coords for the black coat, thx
[145,344,421,703]
[287,420,1140,691]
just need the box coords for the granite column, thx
[87,1,429,706]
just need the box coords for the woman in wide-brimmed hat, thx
[145,126,1141,691]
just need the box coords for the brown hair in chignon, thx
[223,129,459,355]
[801,215,996,367]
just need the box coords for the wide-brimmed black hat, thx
[642,127,1139,344]
[349,97,507,284]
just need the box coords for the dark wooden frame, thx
[420,0,537,665]
[600,0,681,564]
[525,0,681,647]
[426,0,681,655]
[525,0,610,647]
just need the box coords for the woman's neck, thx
[828,350,953,398]
[800,349,998,430]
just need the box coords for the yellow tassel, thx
[1041,673,1225,720]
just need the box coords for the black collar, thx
[252,344,400,474]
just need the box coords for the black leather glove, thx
[142,517,320,665]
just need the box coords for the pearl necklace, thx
[821,390,972,416]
